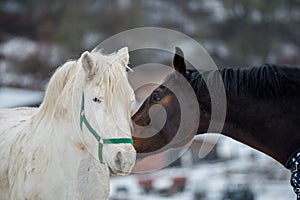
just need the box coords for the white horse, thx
[0,47,136,200]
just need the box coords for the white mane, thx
[33,60,77,126]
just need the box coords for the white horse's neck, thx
[27,64,108,199]
[26,117,108,199]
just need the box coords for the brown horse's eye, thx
[93,97,102,103]
[151,93,162,102]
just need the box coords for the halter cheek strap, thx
[79,90,133,164]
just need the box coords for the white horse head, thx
[36,47,136,175]
[76,47,136,174]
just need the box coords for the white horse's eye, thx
[92,97,102,103]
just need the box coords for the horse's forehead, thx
[93,53,116,65]
[161,73,179,88]
[92,73,134,98]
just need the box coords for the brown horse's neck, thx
[221,121,288,166]
[188,66,300,167]
[198,94,300,167]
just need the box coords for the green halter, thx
[79,90,133,164]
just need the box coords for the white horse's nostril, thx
[115,151,122,168]
[116,151,122,160]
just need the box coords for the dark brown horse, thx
[132,47,300,197]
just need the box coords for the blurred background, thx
[0,0,299,199]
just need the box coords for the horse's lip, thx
[109,167,130,176]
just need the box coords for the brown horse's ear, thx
[173,47,186,75]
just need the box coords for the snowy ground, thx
[110,137,296,200]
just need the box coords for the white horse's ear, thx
[80,51,95,79]
[117,47,129,65]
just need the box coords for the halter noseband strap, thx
[79,90,133,164]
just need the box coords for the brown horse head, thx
[132,47,201,155]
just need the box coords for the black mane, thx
[185,64,300,98]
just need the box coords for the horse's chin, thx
[109,167,131,176]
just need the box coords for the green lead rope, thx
[79,90,133,164]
